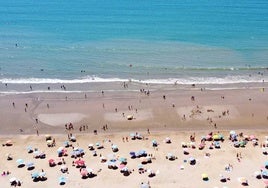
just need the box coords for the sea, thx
[0,0,267,94]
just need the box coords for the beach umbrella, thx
[127,115,133,120]
[57,147,64,153]
[254,171,262,179]
[119,157,127,163]
[61,165,67,171]
[129,151,135,156]
[138,164,144,170]
[137,150,147,156]
[6,140,12,146]
[238,177,248,185]
[112,144,118,152]
[39,172,46,178]
[63,141,69,147]
[9,177,16,183]
[140,183,150,188]
[230,130,236,135]
[16,159,25,167]
[213,134,220,140]
[86,168,93,173]
[26,162,34,168]
[202,173,208,180]
[152,140,158,147]
[80,168,88,177]
[31,172,39,179]
[188,157,196,165]
[49,159,55,163]
[16,159,24,164]
[75,159,85,167]
[45,135,51,140]
[119,164,126,169]
[27,146,33,153]
[262,170,268,178]
[165,137,171,143]
[58,176,67,185]
[265,161,268,168]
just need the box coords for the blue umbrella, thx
[16,159,24,164]
[265,161,268,167]
[129,152,135,156]
[59,176,66,184]
[31,172,39,179]
[26,162,34,167]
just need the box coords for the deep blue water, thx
[0,0,267,85]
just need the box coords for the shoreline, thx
[0,84,267,135]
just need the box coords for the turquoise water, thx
[0,0,267,86]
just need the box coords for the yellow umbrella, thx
[212,134,219,140]
[202,173,208,180]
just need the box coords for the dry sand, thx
[0,86,267,187]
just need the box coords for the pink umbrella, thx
[80,168,88,177]
[119,164,126,169]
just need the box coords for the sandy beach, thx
[0,84,268,188]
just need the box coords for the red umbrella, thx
[48,159,55,164]
[75,159,85,166]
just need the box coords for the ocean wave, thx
[0,75,266,85]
